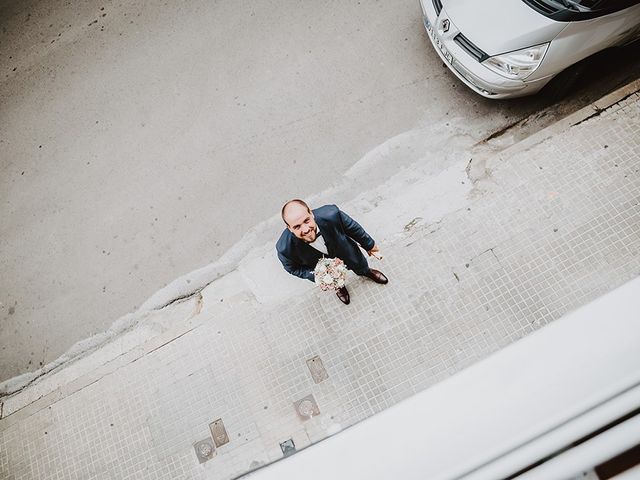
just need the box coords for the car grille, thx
[432,0,442,15]
[453,33,489,62]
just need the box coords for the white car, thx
[419,0,640,99]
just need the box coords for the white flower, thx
[314,257,348,292]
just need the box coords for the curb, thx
[465,78,640,186]
[500,78,640,155]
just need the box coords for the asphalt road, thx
[1,0,639,382]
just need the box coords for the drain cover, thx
[294,394,320,421]
[280,438,296,457]
[194,438,216,463]
[209,418,230,447]
[306,355,329,384]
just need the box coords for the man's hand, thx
[367,244,383,260]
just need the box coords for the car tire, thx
[542,61,587,101]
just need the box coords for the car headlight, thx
[482,43,549,80]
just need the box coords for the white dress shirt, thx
[309,228,328,255]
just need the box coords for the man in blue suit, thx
[276,199,388,305]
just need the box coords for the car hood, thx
[442,0,567,55]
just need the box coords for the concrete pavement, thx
[5,0,640,383]
[1,82,640,479]
[1,0,551,382]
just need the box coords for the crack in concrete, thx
[404,217,446,248]
[572,90,639,127]
[488,247,503,268]
[155,289,202,311]
[0,367,52,404]
[418,218,444,236]
[572,105,605,126]
[467,246,503,269]
[404,217,423,231]
[482,117,524,143]
[449,247,501,286]
[465,158,473,179]
[140,327,198,358]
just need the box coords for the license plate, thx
[423,16,454,65]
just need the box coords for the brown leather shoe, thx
[336,286,350,305]
[365,269,388,284]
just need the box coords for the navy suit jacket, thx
[276,204,375,282]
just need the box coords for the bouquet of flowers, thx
[314,257,348,291]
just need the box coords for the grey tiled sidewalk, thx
[1,92,640,479]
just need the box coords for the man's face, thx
[284,203,317,243]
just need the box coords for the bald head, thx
[281,199,317,242]
[281,199,310,226]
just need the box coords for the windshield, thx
[522,0,640,20]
